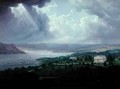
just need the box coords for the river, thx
[0,50,73,70]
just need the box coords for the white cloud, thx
[46,9,105,43]
[37,0,120,44]
[34,2,58,14]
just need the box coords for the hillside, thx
[17,43,120,52]
[0,42,25,54]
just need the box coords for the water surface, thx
[0,50,73,70]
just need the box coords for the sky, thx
[0,0,120,44]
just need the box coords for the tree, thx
[107,54,115,66]
[84,55,93,62]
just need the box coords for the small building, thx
[94,55,107,64]
[69,57,77,61]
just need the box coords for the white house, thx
[94,55,107,63]
[69,57,77,61]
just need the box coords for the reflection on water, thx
[0,50,73,70]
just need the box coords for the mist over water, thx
[0,50,73,70]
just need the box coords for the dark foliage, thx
[0,66,120,88]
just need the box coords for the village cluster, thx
[40,55,120,69]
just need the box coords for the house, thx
[94,55,107,64]
[69,57,77,61]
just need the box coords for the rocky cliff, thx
[0,43,25,54]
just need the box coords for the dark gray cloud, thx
[0,0,51,9]
[0,0,52,43]
[0,0,50,18]
[71,0,120,44]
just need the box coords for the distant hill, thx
[71,49,120,57]
[0,42,25,54]
[16,43,120,52]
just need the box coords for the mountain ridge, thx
[0,42,25,54]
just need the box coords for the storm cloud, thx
[0,0,51,13]
[0,0,52,43]
[1,0,120,44]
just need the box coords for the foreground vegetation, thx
[0,49,120,88]
[1,65,120,88]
